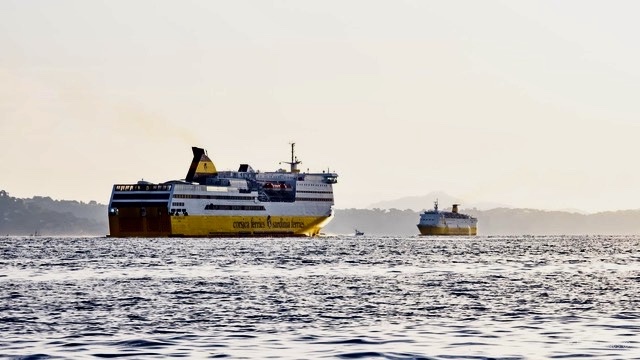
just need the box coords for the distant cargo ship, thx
[108,144,338,237]
[417,200,477,236]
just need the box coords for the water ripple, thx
[1,235,639,359]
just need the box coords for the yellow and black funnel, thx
[185,147,217,183]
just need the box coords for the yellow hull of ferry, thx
[170,215,331,237]
[109,210,332,237]
[417,225,477,236]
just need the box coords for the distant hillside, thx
[325,207,640,236]
[367,191,511,211]
[0,190,108,236]
[2,189,639,236]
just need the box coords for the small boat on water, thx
[354,229,364,236]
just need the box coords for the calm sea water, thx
[1,235,639,359]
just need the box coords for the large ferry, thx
[108,144,338,237]
[417,200,478,236]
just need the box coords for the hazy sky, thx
[2,0,639,213]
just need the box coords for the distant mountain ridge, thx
[367,191,512,211]
[325,207,640,236]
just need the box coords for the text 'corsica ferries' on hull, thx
[417,200,478,236]
[108,144,338,237]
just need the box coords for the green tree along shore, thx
[1,189,639,236]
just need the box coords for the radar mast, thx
[283,142,302,173]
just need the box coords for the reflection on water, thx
[1,235,639,359]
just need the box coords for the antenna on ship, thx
[282,142,301,173]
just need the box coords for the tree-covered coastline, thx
[0,190,108,236]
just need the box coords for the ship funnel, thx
[185,147,217,184]
[452,204,459,213]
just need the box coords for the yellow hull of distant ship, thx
[417,225,478,236]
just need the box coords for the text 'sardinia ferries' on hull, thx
[108,144,338,237]
[417,200,478,236]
